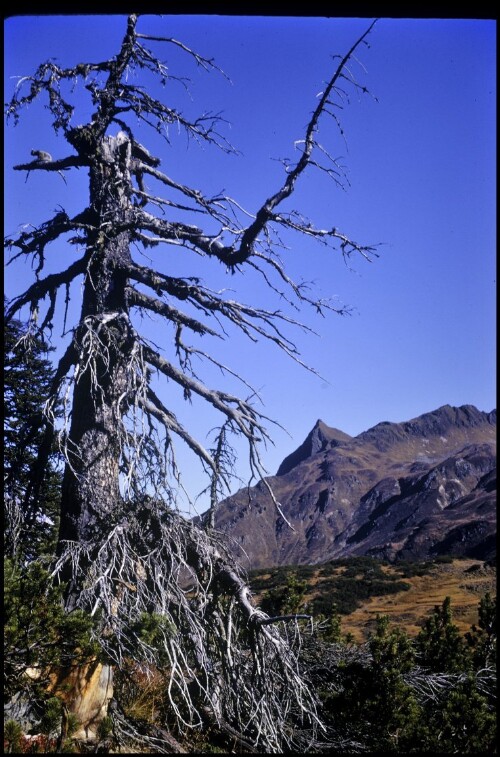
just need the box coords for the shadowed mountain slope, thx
[214,405,496,569]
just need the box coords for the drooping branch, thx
[113,86,236,153]
[142,343,267,442]
[140,164,240,227]
[51,501,321,751]
[173,323,262,399]
[124,207,234,257]
[270,210,380,263]
[140,339,286,512]
[5,257,87,323]
[247,251,353,317]
[124,286,220,337]
[5,209,93,274]
[125,261,320,371]
[140,388,218,476]
[135,31,230,78]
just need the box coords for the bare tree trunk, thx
[55,135,134,732]
[58,134,133,559]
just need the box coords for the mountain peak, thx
[214,403,496,569]
[276,420,352,476]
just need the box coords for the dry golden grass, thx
[251,559,496,644]
[340,559,496,642]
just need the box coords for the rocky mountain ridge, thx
[214,405,496,568]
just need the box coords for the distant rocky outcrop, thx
[277,420,352,476]
[214,405,496,568]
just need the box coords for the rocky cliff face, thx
[214,405,496,568]
[276,421,352,476]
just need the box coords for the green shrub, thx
[4,719,23,753]
[4,559,99,702]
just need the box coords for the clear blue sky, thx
[4,15,496,514]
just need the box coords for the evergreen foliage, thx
[252,557,412,616]
[465,592,497,668]
[412,674,497,754]
[4,719,22,753]
[259,571,308,615]
[415,596,470,673]
[302,597,496,753]
[4,306,62,562]
[4,559,99,702]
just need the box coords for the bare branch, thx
[5,257,87,324]
[13,155,86,172]
[51,502,321,751]
[258,614,312,626]
[140,388,217,475]
[235,20,378,262]
[5,210,92,274]
[135,32,231,79]
[143,343,266,443]
[140,164,238,225]
[125,286,220,337]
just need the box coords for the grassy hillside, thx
[248,556,496,643]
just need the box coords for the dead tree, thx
[5,15,378,752]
